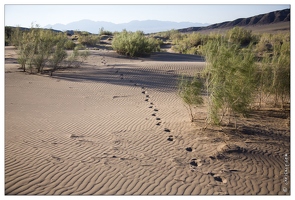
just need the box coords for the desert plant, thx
[31,28,59,73]
[226,27,254,46]
[64,40,76,50]
[65,48,80,68]
[12,27,35,72]
[99,27,113,36]
[78,49,90,64]
[78,34,100,46]
[12,24,77,74]
[254,33,290,108]
[48,38,68,75]
[178,75,204,122]
[5,26,14,46]
[202,38,256,126]
[112,30,160,57]
[172,33,207,54]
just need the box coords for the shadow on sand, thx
[51,52,205,92]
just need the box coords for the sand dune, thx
[5,47,290,195]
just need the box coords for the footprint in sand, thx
[149,106,153,108]
[154,108,159,112]
[167,135,173,141]
[156,117,161,120]
[142,91,146,94]
[70,134,84,139]
[190,159,197,167]
[145,99,149,102]
[186,147,193,152]
[152,113,156,116]
[164,128,170,132]
[156,122,161,126]
[214,176,224,182]
[146,95,150,98]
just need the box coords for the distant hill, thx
[177,9,290,33]
[44,20,209,34]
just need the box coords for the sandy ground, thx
[5,46,290,195]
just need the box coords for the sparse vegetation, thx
[178,75,204,122]
[172,32,206,54]
[226,27,255,46]
[99,27,113,36]
[8,24,290,126]
[77,32,100,46]
[201,38,256,126]
[64,40,76,50]
[178,27,290,127]
[10,24,89,75]
[112,30,161,57]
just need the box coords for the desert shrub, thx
[11,24,88,74]
[156,29,181,40]
[64,40,76,50]
[65,48,80,68]
[225,27,253,46]
[10,27,34,71]
[48,37,68,74]
[78,34,100,46]
[64,46,89,68]
[112,30,160,57]
[74,43,86,50]
[178,75,204,122]
[202,38,256,125]
[79,49,90,63]
[172,33,206,54]
[255,32,290,55]
[30,27,59,73]
[5,26,14,46]
[99,27,113,36]
[254,32,290,108]
[259,40,290,108]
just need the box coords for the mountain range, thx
[177,8,290,33]
[44,20,210,34]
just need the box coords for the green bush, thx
[78,34,100,46]
[202,38,256,125]
[226,27,254,46]
[156,29,181,40]
[5,26,14,46]
[178,75,204,122]
[172,33,206,54]
[99,27,113,36]
[64,40,76,50]
[112,30,160,57]
[259,40,290,108]
[11,24,89,75]
[178,28,290,126]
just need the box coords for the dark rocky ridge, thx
[177,9,290,33]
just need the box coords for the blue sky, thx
[4,3,290,28]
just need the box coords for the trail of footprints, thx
[109,57,225,184]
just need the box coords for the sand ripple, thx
[5,49,290,195]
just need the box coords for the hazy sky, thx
[4,3,290,28]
